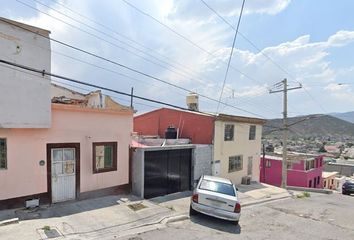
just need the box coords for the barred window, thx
[0,138,7,169]
[224,124,234,141]
[229,155,243,172]
[249,125,256,140]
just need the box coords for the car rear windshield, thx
[199,179,236,196]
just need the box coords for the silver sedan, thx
[190,175,241,225]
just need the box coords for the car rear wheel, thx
[189,205,198,216]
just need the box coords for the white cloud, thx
[169,0,291,22]
[327,30,354,47]
[324,83,347,92]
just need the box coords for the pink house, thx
[260,154,324,188]
[0,85,133,209]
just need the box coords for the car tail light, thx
[234,203,241,213]
[192,194,198,203]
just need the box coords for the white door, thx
[51,148,76,203]
[212,160,221,176]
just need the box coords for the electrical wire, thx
[0,18,266,118]
[216,0,245,113]
[121,0,265,87]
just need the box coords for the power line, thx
[0,59,271,138]
[19,0,215,88]
[18,0,282,116]
[0,59,199,112]
[121,0,265,87]
[216,0,245,113]
[44,0,243,97]
[0,18,266,118]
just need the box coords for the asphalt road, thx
[121,192,354,240]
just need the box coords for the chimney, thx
[186,92,199,111]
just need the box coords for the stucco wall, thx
[213,120,262,184]
[0,105,132,200]
[193,144,213,185]
[134,108,214,144]
[260,157,323,188]
[0,19,51,128]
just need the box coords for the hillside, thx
[263,114,354,139]
[330,111,354,124]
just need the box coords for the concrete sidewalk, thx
[0,195,178,240]
[150,182,293,215]
[0,183,292,239]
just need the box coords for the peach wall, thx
[0,104,133,200]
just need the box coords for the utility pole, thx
[130,87,134,109]
[270,78,302,188]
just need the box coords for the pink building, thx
[0,85,133,209]
[260,154,324,188]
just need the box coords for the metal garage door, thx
[144,149,192,199]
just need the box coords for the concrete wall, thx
[0,104,133,200]
[134,108,214,144]
[0,18,51,128]
[324,163,354,177]
[213,121,262,184]
[131,148,144,198]
[193,144,213,185]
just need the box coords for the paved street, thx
[122,193,354,240]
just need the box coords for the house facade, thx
[0,17,51,128]
[134,108,265,185]
[260,154,324,188]
[0,85,133,209]
[0,18,133,209]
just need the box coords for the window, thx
[224,124,234,141]
[93,142,117,173]
[199,179,235,196]
[305,159,315,170]
[0,138,6,169]
[317,176,320,186]
[229,155,243,172]
[249,125,256,140]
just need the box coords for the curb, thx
[162,214,189,224]
[242,195,291,207]
[0,218,19,227]
[286,186,333,194]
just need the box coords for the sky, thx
[1,0,354,119]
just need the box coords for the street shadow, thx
[149,191,192,204]
[0,194,140,221]
[190,213,241,234]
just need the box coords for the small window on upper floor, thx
[224,124,234,141]
[0,138,7,170]
[249,125,256,140]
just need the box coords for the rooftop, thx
[135,107,266,125]
[0,17,50,35]
[322,171,338,178]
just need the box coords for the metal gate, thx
[144,149,192,198]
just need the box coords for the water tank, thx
[186,93,199,111]
[165,126,177,139]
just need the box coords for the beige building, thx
[322,171,338,189]
[213,114,265,184]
